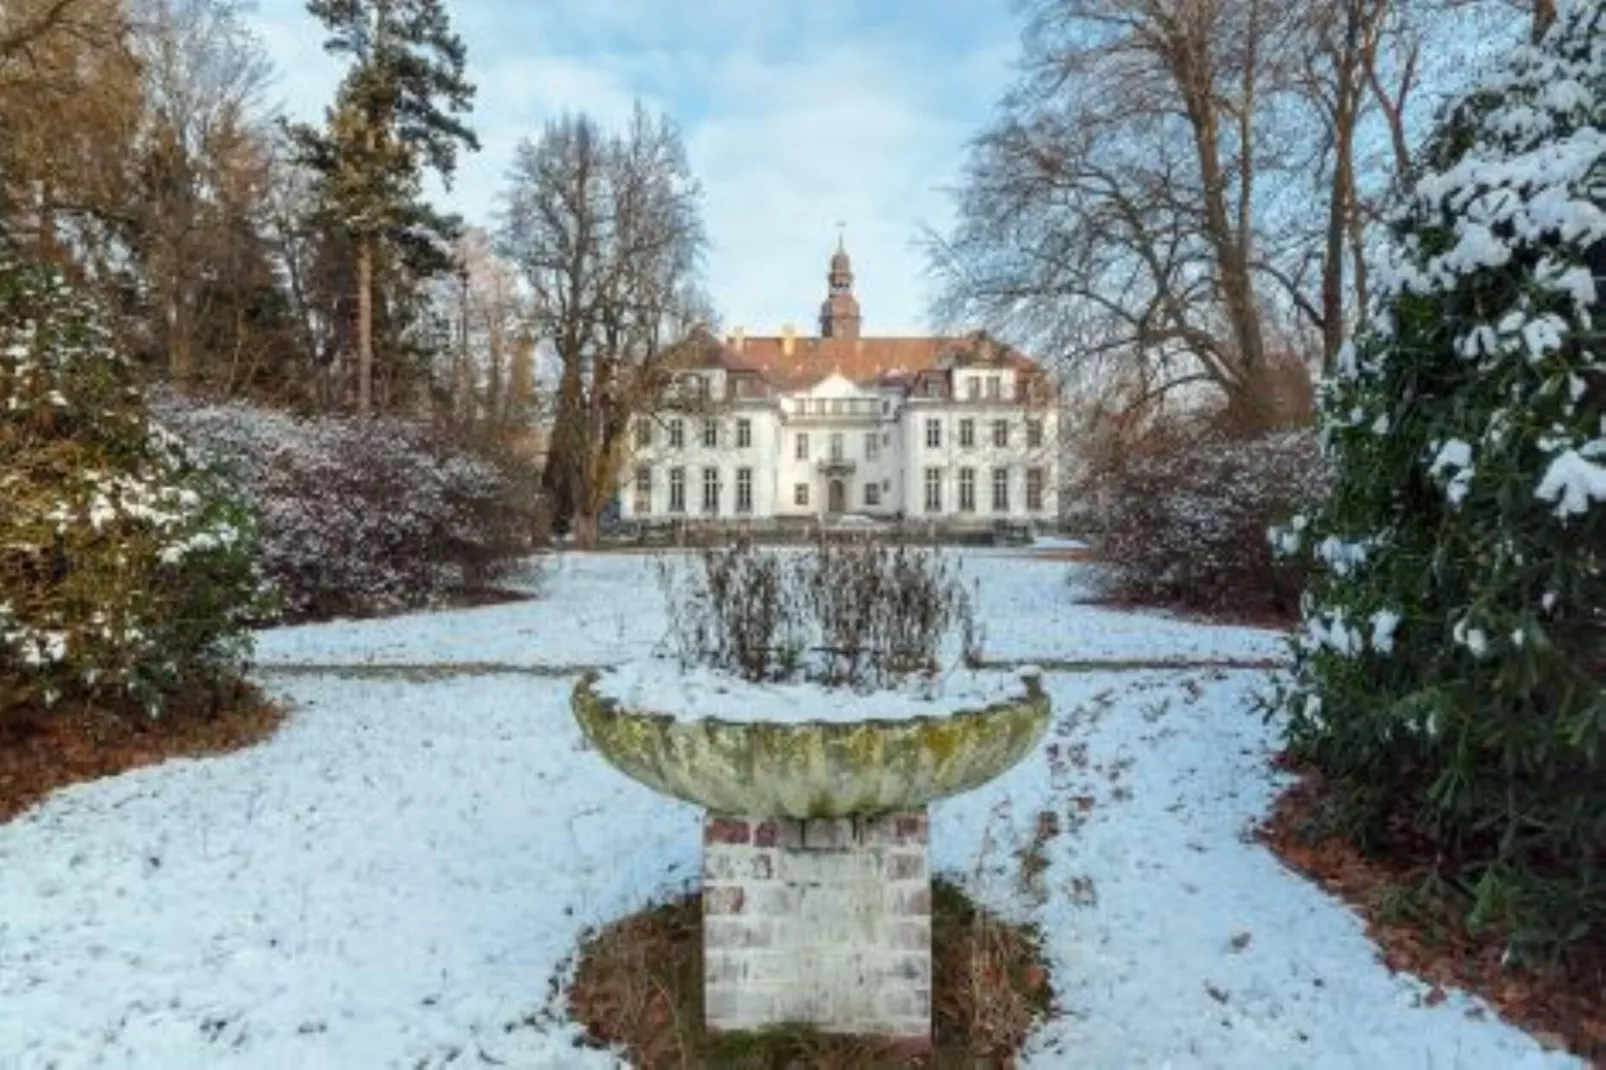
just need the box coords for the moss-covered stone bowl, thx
[570,670,1051,818]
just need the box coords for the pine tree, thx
[1273,2,1604,957]
[285,0,477,415]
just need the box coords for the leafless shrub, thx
[1089,418,1327,615]
[656,535,983,689]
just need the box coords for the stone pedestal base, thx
[702,810,932,1040]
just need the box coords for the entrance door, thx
[828,479,846,514]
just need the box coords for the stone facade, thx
[702,810,932,1040]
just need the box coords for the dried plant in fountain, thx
[656,535,983,689]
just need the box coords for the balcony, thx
[816,456,856,474]
[790,398,881,420]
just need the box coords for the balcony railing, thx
[816,456,856,473]
[790,398,880,419]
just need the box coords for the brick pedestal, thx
[702,810,932,1040]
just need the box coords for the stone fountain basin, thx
[570,671,1051,818]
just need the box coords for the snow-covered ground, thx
[0,550,1580,1069]
[254,550,1287,669]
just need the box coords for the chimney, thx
[781,323,795,356]
[732,325,745,352]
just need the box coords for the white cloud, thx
[248,0,1015,335]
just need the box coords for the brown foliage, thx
[1087,415,1325,616]
[0,680,284,824]
[1260,761,1606,1064]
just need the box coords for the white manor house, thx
[623,241,1058,528]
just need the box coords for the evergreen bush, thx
[0,247,269,722]
[1271,2,1605,958]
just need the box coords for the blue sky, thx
[249,0,1022,335]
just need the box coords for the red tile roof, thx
[685,330,1041,392]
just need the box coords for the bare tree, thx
[931,0,1302,435]
[0,0,100,63]
[0,0,139,271]
[933,0,1534,421]
[442,225,528,435]
[499,102,707,546]
[127,0,273,386]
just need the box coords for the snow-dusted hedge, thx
[1095,429,1326,614]
[1,249,268,721]
[156,397,538,622]
[1272,3,1604,958]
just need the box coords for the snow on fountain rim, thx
[592,658,1041,725]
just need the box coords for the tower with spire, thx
[818,233,862,340]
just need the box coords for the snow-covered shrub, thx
[1271,3,1605,958]
[0,247,268,722]
[156,396,538,621]
[657,536,981,688]
[1094,426,1327,614]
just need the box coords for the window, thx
[959,467,976,513]
[986,376,1001,399]
[966,377,980,400]
[668,467,685,513]
[1026,419,1044,449]
[881,399,891,414]
[829,432,845,462]
[924,378,941,398]
[865,482,881,507]
[668,418,685,449]
[831,399,845,415]
[795,432,809,461]
[634,420,652,449]
[633,466,651,515]
[736,418,752,449]
[992,419,1009,448]
[794,483,810,507]
[959,419,975,449]
[685,373,709,400]
[925,418,941,449]
[737,467,753,514]
[702,467,720,514]
[862,432,877,461]
[992,467,1010,512]
[1026,468,1045,513]
[702,419,718,448]
[924,468,943,513]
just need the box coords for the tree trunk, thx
[1345,151,1369,336]
[1321,128,1350,374]
[572,510,600,549]
[166,287,193,386]
[541,359,586,534]
[1532,0,1557,42]
[356,232,374,416]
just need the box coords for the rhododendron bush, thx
[1271,3,1604,958]
[1092,428,1326,614]
[154,396,537,621]
[1,249,268,722]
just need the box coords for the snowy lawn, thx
[254,549,1286,669]
[0,550,1581,1068]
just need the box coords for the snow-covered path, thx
[0,551,1581,1068]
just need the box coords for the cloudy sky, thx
[249,0,1022,336]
